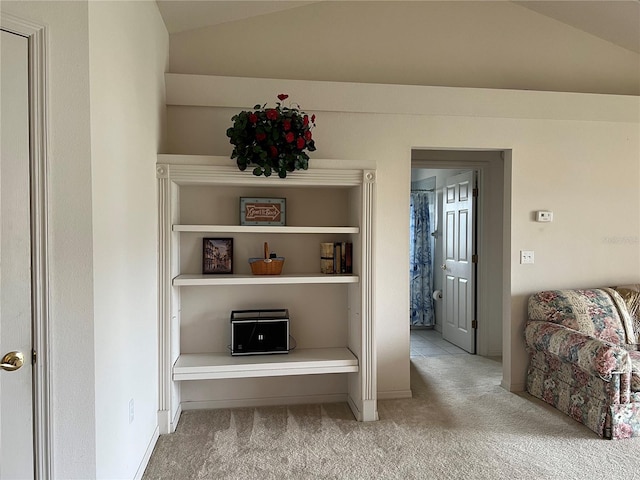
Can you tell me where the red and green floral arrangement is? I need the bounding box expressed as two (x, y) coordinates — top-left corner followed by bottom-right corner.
(226, 94), (316, 178)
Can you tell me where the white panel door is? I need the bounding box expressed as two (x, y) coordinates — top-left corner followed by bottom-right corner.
(442, 171), (476, 353)
(0, 29), (35, 479)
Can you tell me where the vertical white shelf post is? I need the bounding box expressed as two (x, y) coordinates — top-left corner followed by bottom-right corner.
(156, 164), (173, 433)
(359, 170), (377, 421)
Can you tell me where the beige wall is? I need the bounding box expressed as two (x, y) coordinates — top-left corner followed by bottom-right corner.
(168, 1), (640, 96)
(164, 75), (640, 396)
(165, 2), (640, 397)
(89, 1), (168, 478)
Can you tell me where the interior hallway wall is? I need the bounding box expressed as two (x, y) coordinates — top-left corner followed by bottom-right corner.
(88, 1), (168, 478)
(164, 2), (639, 394)
(164, 75), (640, 395)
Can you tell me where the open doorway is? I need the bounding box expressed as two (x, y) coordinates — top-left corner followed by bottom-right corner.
(410, 149), (506, 363)
(410, 167), (478, 357)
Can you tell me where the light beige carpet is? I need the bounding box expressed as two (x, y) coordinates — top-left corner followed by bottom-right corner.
(143, 355), (640, 479)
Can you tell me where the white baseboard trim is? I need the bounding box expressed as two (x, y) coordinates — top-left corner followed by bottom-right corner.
(181, 393), (348, 411)
(157, 409), (171, 435)
(346, 395), (360, 420)
(171, 404), (182, 433)
(346, 396), (379, 421)
(158, 410), (171, 435)
(158, 405), (184, 434)
(501, 380), (525, 393)
(134, 426), (159, 480)
(377, 389), (412, 400)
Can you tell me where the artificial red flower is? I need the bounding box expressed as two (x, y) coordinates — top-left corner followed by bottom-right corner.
(266, 109), (278, 120)
(226, 94), (317, 178)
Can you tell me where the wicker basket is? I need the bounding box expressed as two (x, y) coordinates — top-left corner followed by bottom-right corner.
(249, 242), (285, 275)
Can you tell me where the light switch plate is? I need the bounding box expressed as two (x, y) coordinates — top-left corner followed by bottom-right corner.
(536, 211), (553, 222)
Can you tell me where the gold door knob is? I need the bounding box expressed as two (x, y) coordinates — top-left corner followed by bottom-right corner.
(0, 351), (24, 372)
(441, 264), (447, 271)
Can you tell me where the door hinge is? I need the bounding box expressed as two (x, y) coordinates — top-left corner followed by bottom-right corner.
(473, 188), (478, 197)
(32, 349), (37, 365)
(472, 320), (478, 329)
(472, 254), (478, 264)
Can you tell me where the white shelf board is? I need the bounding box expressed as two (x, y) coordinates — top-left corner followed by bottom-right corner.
(173, 347), (359, 380)
(173, 225), (360, 234)
(173, 273), (359, 286)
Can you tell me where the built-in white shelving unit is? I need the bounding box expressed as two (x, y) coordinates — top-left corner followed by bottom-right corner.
(156, 156), (377, 434)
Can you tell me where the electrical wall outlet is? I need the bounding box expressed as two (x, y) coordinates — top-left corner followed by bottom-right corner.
(129, 398), (134, 424)
(520, 250), (535, 264)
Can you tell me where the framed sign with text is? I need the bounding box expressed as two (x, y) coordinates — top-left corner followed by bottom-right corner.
(240, 197), (286, 226)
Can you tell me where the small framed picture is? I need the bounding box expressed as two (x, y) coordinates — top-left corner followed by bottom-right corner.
(240, 197), (286, 226)
(203, 238), (233, 274)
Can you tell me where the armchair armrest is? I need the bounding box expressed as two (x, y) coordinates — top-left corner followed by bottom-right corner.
(525, 320), (631, 379)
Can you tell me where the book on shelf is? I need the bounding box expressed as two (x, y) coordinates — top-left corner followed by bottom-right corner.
(320, 242), (334, 274)
(345, 242), (352, 274)
(334, 242), (342, 274)
(320, 242), (353, 274)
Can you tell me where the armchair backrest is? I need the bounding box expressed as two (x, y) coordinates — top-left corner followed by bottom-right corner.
(528, 288), (636, 346)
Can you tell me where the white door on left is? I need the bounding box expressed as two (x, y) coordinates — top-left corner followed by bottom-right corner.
(0, 29), (34, 479)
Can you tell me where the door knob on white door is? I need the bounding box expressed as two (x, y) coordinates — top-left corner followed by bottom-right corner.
(441, 264), (447, 271)
(0, 351), (24, 371)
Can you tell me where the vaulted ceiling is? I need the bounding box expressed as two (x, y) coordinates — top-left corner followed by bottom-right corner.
(156, 0), (640, 54)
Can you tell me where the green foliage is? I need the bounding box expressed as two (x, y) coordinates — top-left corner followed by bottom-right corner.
(226, 94), (317, 178)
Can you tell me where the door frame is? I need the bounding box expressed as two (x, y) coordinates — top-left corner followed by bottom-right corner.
(411, 149), (510, 365)
(1, 13), (52, 480)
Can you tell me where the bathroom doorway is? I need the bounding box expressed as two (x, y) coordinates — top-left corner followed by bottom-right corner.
(410, 167), (477, 355)
(410, 149), (506, 361)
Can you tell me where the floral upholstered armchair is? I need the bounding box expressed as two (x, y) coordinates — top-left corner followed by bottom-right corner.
(525, 286), (640, 439)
